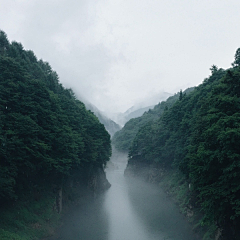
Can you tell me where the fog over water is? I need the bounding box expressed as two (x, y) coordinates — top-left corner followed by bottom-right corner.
(50, 149), (199, 240)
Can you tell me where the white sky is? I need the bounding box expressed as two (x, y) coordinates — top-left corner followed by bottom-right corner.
(1, 0), (240, 113)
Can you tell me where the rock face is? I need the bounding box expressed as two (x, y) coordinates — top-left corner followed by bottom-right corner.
(124, 157), (225, 240)
(124, 157), (165, 184)
(56, 187), (63, 213)
(88, 167), (111, 194)
(54, 166), (110, 214)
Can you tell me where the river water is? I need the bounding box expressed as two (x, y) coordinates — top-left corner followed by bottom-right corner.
(51, 150), (199, 240)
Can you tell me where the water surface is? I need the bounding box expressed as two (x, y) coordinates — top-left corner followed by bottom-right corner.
(51, 149), (199, 240)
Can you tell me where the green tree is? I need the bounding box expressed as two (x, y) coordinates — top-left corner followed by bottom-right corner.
(0, 31), (111, 204)
(0, 30), (9, 56)
(232, 48), (240, 67)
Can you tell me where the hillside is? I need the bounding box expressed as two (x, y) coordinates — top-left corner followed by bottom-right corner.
(126, 53), (240, 239)
(112, 87), (194, 152)
(0, 30), (111, 239)
(84, 101), (121, 137)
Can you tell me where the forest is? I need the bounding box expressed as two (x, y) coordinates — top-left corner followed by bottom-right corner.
(1, 27), (240, 239)
(114, 50), (240, 239)
(0, 30), (111, 239)
(112, 87), (194, 151)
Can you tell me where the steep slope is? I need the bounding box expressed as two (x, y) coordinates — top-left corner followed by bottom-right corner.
(110, 91), (172, 126)
(84, 101), (121, 137)
(127, 54), (240, 239)
(112, 87), (194, 152)
(123, 105), (155, 122)
(0, 30), (111, 239)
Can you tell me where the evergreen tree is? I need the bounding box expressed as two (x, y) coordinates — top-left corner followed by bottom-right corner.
(232, 48), (240, 67)
(0, 30), (111, 203)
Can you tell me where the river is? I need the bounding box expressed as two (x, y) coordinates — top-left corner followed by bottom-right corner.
(51, 149), (199, 240)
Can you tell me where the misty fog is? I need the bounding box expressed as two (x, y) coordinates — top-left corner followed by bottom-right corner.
(49, 149), (199, 240)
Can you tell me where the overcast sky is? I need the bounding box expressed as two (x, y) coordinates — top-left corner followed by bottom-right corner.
(1, 0), (240, 113)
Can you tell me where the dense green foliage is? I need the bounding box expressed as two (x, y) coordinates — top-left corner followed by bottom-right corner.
(127, 56), (240, 238)
(0, 30), (111, 236)
(0, 192), (60, 240)
(112, 87), (194, 151)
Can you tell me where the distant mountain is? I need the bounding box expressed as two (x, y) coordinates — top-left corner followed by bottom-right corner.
(83, 101), (121, 137)
(112, 87), (194, 151)
(123, 105), (155, 123)
(109, 91), (172, 126)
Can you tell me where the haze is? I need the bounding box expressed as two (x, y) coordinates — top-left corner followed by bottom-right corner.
(1, 0), (240, 114)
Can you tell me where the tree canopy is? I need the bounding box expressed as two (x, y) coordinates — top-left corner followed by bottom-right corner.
(0, 30), (111, 202)
(112, 87), (194, 152)
(124, 49), (240, 238)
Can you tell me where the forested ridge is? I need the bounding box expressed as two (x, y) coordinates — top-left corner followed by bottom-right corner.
(0, 30), (111, 239)
(120, 50), (240, 239)
(112, 87), (194, 152)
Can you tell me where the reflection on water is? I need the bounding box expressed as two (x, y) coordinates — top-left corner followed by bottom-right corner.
(51, 149), (199, 240)
(104, 151), (157, 240)
(105, 150), (198, 240)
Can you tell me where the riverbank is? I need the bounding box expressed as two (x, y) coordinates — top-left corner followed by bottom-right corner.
(0, 167), (110, 240)
(124, 160), (219, 240)
(0, 191), (60, 240)
(42, 149), (200, 240)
